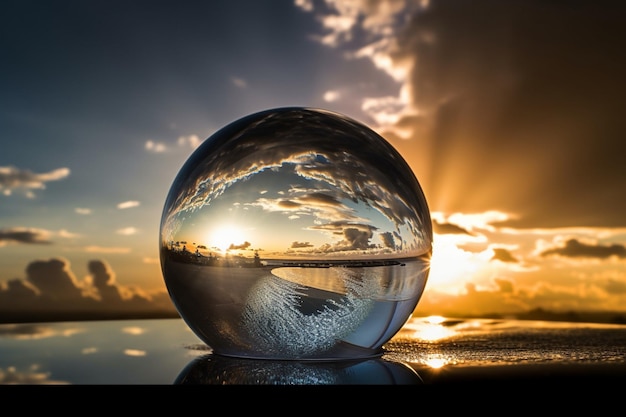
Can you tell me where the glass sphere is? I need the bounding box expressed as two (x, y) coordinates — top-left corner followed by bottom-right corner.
(160, 107), (432, 361)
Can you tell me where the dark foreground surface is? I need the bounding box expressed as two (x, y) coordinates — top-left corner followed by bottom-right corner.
(1, 316), (625, 386)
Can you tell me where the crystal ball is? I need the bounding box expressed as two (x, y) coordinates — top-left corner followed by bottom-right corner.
(160, 107), (432, 360)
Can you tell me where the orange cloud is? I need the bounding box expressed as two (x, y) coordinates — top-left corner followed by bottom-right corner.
(0, 258), (177, 323)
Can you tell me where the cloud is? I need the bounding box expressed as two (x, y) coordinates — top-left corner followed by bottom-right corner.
(361, 95), (408, 126)
(540, 239), (626, 260)
(393, 0), (626, 228)
(0, 227), (52, 245)
(122, 326), (146, 335)
(57, 229), (80, 239)
(494, 278), (514, 293)
(603, 279), (626, 296)
(0, 365), (68, 385)
(116, 200), (140, 209)
(146, 135), (203, 154)
(0, 258), (176, 322)
(0, 227), (78, 247)
(87, 260), (125, 303)
(26, 258), (85, 301)
(123, 349), (146, 357)
(491, 247), (518, 263)
(0, 166), (70, 197)
(378, 231), (396, 249)
(75, 208), (92, 215)
(0, 323), (63, 340)
(142, 257), (159, 264)
(145, 140), (167, 153)
(116, 227), (138, 236)
(294, 0), (313, 13)
(228, 241), (251, 251)
(301, 0), (626, 229)
(249, 191), (371, 237)
(434, 211), (511, 234)
(230, 77), (247, 88)
(323, 90), (340, 102)
(83, 246), (132, 254)
(177, 134), (202, 149)
(309, 222), (379, 252)
(302, 0), (414, 49)
(415, 269), (626, 319)
(433, 220), (472, 236)
(290, 241), (314, 249)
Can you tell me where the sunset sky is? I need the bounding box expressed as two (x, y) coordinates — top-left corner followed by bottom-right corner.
(1, 0), (625, 320)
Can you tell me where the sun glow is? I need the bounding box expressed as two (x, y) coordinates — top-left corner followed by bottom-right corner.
(424, 357), (448, 369)
(208, 225), (248, 253)
(427, 235), (492, 293)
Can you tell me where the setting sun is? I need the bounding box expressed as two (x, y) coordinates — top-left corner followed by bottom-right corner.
(427, 235), (489, 293)
(208, 225), (248, 252)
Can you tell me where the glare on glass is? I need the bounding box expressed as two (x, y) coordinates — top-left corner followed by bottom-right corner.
(160, 107), (432, 360)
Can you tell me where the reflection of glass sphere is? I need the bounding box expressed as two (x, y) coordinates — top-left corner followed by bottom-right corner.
(175, 354), (423, 385)
(160, 107), (432, 360)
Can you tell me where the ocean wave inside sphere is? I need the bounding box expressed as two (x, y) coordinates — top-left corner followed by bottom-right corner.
(160, 107), (432, 360)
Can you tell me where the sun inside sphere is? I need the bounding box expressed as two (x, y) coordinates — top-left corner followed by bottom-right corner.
(160, 107), (432, 360)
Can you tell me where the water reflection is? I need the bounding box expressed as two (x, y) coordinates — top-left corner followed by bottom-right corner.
(2, 317), (624, 384)
(175, 354), (423, 385)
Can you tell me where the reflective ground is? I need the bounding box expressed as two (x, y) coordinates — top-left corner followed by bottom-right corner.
(1, 316), (625, 385)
